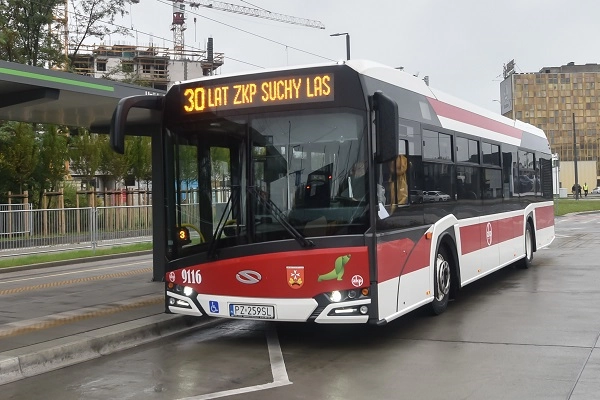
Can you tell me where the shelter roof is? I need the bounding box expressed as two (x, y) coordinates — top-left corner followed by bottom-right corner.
(0, 60), (164, 134)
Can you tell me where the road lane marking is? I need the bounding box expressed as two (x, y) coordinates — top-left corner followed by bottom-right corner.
(0, 261), (150, 285)
(0, 294), (163, 339)
(177, 325), (292, 400)
(567, 328), (600, 398)
(0, 268), (152, 296)
(267, 324), (290, 383)
(181, 381), (292, 400)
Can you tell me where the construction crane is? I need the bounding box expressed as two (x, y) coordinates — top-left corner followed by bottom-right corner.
(171, 0), (325, 58)
(189, 1), (325, 29)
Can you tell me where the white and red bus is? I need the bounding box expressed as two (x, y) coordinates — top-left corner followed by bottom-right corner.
(110, 60), (554, 324)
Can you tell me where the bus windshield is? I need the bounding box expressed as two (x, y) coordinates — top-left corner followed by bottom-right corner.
(168, 109), (369, 257)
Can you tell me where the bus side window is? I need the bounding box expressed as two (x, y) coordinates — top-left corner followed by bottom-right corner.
(386, 140), (409, 212)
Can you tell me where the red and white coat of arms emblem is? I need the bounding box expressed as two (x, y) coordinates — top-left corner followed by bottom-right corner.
(286, 266), (304, 289)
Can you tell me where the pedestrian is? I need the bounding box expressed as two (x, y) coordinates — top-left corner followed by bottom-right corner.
(583, 182), (589, 197)
(572, 183), (576, 196)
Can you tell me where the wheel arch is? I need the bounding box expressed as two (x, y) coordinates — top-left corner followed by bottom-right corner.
(516, 212), (536, 269)
(526, 211), (537, 253)
(435, 228), (461, 299)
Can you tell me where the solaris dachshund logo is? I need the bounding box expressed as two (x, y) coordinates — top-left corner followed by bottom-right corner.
(317, 254), (351, 281)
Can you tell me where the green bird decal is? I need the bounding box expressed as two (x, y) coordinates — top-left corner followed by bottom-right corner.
(318, 254), (351, 281)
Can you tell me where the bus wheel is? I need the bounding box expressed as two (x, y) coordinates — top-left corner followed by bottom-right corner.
(517, 222), (534, 269)
(431, 246), (451, 315)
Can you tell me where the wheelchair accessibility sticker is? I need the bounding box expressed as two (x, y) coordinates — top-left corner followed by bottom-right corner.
(209, 301), (219, 314)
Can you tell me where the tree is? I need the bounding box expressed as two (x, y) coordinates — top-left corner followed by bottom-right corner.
(98, 135), (129, 190)
(0, 6), (19, 63)
(68, 0), (134, 58)
(211, 147), (230, 187)
(68, 129), (102, 190)
(0, 122), (38, 193)
(0, 144), (8, 202)
(178, 145), (198, 192)
(32, 125), (69, 207)
(126, 136), (152, 189)
(0, 0), (63, 67)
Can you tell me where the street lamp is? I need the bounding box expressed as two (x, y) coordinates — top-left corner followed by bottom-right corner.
(330, 32), (350, 60)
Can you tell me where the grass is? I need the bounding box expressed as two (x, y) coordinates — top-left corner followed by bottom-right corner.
(554, 198), (600, 216)
(0, 242), (153, 269)
(1, 200), (598, 269)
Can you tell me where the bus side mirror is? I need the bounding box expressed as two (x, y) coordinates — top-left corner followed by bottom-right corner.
(110, 95), (164, 154)
(372, 91), (399, 163)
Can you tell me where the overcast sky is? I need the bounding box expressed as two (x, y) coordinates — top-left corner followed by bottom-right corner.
(110, 0), (598, 114)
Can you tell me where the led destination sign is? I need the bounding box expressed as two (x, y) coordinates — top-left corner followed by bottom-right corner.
(182, 74), (334, 113)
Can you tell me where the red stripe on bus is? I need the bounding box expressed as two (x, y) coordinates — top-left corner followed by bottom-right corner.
(166, 247), (370, 298)
(428, 98), (523, 139)
(460, 215), (524, 255)
(460, 224), (480, 254)
(402, 236), (432, 275)
(535, 205), (555, 229)
(377, 238), (413, 282)
(376, 236), (431, 282)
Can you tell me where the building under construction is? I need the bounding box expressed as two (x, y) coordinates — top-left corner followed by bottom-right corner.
(69, 41), (224, 91)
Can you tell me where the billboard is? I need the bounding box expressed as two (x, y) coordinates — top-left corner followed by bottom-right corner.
(500, 76), (513, 115)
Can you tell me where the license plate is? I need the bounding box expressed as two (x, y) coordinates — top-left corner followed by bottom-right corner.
(229, 304), (275, 319)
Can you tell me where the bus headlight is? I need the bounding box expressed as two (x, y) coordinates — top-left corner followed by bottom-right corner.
(329, 290), (342, 302)
(323, 288), (369, 305)
(183, 286), (194, 296)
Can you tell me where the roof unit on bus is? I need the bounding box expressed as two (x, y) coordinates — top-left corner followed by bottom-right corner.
(345, 59), (435, 98)
(345, 59), (545, 141)
(176, 60), (341, 85)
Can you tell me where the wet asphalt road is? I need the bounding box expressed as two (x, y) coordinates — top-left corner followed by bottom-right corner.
(3, 212), (600, 400)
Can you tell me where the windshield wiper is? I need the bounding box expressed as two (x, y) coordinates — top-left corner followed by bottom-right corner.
(207, 186), (239, 260)
(247, 186), (314, 248)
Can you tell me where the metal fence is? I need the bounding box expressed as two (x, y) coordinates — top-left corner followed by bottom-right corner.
(0, 203), (33, 212)
(0, 203), (33, 237)
(0, 205), (152, 258)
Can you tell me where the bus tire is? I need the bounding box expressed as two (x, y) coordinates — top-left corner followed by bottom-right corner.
(516, 222), (534, 269)
(431, 245), (452, 315)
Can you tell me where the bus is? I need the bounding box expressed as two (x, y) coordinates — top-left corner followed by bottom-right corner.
(110, 60), (555, 324)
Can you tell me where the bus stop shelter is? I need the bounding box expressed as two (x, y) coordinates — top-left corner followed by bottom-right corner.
(0, 60), (163, 132)
(0, 60), (166, 280)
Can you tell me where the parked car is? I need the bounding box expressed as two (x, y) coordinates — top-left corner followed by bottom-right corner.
(424, 190), (451, 202)
(410, 190), (424, 203)
(592, 187), (600, 194)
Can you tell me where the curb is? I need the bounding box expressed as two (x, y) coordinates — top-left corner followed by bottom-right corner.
(559, 210), (600, 217)
(0, 250), (153, 274)
(0, 314), (221, 385)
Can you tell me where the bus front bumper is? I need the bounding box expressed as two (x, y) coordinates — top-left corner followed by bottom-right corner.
(166, 290), (371, 323)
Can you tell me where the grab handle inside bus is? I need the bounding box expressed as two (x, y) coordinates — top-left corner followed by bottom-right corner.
(110, 95), (164, 154)
(371, 91), (399, 162)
